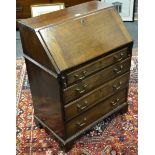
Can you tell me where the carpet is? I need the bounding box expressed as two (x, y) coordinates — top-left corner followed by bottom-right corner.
(16, 55), (138, 155)
(16, 58), (26, 105)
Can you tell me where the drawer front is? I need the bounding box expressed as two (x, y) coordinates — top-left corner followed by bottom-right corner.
(62, 47), (130, 87)
(63, 57), (131, 104)
(65, 72), (130, 121)
(66, 89), (128, 137)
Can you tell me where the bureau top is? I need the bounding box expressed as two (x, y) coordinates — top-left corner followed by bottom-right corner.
(19, 1), (112, 30)
(19, 1), (133, 72)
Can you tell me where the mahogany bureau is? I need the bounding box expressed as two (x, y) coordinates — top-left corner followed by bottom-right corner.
(18, 1), (133, 151)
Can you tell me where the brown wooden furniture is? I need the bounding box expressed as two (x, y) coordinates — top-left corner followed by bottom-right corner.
(18, 1), (133, 151)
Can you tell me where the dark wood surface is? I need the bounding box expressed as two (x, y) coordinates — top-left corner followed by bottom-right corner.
(63, 47), (130, 86)
(18, 1), (111, 29)
(65, 72), (130, 121)
(25, 58), (66, 139)
(66, 89), (128, 137)
(65, 0), (94, 7)
(63, 57), (131, 104)
(18, 1), (133, 151)
(16, 0), (94, 29)
(39, 8), (132, 71)
(19, 25), (57, 72)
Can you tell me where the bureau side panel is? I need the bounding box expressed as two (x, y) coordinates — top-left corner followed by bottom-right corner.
(18, 23), (57, 73)
(25, 59), (65, 139)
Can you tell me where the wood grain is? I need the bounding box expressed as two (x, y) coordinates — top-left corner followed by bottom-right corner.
(63, 57), (131, 104)
(65, 72), (130, 121)
(18, 1), (133, 151)
(39, 8), (132, 71)
(66, 89), (128, 137)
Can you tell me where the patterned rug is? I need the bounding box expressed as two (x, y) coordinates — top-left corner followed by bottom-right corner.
(16, 55), (138, 155)
(16, 58), (26, 105)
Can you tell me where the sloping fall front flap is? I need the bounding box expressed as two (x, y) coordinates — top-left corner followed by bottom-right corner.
(39, 7), (132, 72)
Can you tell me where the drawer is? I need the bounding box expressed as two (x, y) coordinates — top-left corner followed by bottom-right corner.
(65, 72), (130, 121)
(62, 47), (130, 87)
(63, 57), (131, 104)
(66, 89), (128, 137)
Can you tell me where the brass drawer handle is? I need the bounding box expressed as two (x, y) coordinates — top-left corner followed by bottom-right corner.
(113, 52), (124, 62)
(74, 71), (86, 80)
(62, 76), (67, 87)
(111, 98), (120, 106)
(77, 100), (88, 111)
(113, 81), (122, 91)
(76, 84), (88, 94)
(113, 65), (123, 74)
(76, 117), (87, 127)
(16, 7), (23, 12)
